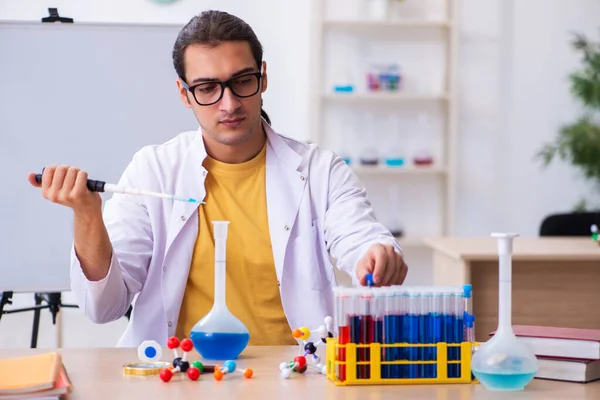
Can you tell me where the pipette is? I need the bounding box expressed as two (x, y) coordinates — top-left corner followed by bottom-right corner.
(34, 173), (203, 204)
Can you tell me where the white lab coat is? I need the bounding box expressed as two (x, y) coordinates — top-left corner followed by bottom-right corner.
(70, 121), (402, 347)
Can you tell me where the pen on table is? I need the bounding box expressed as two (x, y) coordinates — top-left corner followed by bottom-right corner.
(34, 173), (204, 204)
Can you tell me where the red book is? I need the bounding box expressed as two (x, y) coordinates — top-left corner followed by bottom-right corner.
(491, 325), (600, 360)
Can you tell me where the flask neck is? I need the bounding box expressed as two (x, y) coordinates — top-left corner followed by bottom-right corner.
(497, 254), (512, 333)
(214, 239), (227, 309)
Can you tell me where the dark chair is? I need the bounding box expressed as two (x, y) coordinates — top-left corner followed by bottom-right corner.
(125, 305), (132, 320)
(539, 212), (600, 236)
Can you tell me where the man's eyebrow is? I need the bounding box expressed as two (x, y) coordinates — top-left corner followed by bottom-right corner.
(190, 67), (257, 84)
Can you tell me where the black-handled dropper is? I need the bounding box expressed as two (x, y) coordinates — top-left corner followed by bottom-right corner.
(35, 172), (106, 192)
(34, 169), (202, 203)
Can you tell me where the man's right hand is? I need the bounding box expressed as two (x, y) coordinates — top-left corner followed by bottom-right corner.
(29, 165), (112, 282)
(28, 165), (102, 217)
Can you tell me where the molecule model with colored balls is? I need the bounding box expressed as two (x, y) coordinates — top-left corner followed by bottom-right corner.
(280, 316), (332, 379)
(213, 360), (254, 381)
(159, 336), (202, 382)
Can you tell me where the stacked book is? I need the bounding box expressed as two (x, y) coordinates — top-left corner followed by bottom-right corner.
(509, 325), (600, 383)
(0, 352), (73, 399)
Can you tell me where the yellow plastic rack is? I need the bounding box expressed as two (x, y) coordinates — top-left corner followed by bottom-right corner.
(325, 338), (478, 386)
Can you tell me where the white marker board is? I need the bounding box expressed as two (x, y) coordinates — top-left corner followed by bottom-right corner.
(0, 21), (198, 292)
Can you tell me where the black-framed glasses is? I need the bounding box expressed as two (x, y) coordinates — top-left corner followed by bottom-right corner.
(181, 69), (263, 106)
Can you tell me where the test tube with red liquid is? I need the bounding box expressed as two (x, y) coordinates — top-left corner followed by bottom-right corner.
(334, 287), (350, 382)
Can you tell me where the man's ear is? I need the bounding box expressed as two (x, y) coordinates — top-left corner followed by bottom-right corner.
(176, 79), (192, 109)
(261, 61), (268, 93)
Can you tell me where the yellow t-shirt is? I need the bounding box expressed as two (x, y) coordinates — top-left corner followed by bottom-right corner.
(176, 142), (296, 345)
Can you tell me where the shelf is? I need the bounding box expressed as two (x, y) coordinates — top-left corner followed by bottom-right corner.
(351, 165), (447, 175)
(323, 19), (451, 30)
(323, 92), (448, 104)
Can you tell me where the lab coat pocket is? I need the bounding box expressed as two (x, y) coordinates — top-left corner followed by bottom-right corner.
(289, 220), (329, 292)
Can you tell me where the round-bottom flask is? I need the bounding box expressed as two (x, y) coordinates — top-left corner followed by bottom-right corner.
(190, 221), (250, 360)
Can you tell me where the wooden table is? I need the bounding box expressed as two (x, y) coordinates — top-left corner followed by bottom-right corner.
(1, 346), (599, 399)
(423, 237), (600, 342)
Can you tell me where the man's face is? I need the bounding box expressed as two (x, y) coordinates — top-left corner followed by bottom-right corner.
(177, 41), (267, 147)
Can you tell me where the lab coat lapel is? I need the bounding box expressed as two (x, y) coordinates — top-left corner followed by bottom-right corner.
(165, 134), (207, 252)
(265, 126), (306, 282)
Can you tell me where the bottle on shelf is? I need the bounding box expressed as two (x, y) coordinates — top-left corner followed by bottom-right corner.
(366, 63), (402, 92)
(412, 113), (434, 167)
(384, 114), (405, 167)
(360, 112), (380, 165)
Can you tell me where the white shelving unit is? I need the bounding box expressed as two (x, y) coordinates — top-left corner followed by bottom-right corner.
(310, 0), (459, 246)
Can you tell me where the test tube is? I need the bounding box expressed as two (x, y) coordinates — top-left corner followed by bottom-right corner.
(348, 288), (361, 379)
(396, 285), (407, 378)
(463, 284), (475, 343)
(442, 287), (455, 378)
(453, 287), (465, 378)
(431, 287), (443, 379)
(422, 288), (434, 378)
(358, 288), (372, 379)
(334, 287), (349, 382)
(372, 288), (385, 378)
(382, 287), (394, 379)
(406, 288), (419, 379)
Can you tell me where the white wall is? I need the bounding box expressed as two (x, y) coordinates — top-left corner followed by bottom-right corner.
(457, 0), (600, 236)
(0, 0), (311, 142)
(1, 0), (598, 348)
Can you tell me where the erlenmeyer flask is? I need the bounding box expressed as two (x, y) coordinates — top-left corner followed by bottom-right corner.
(190, 221), (250, 360)
(471, 233), (538, 391)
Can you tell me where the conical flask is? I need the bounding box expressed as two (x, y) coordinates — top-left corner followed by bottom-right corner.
(471, 233), (538, 391)
(190, 221), (250, 360)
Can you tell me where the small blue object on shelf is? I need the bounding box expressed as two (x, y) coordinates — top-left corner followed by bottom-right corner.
(385, 158), (405, 167)
(333, 85), (354, 93)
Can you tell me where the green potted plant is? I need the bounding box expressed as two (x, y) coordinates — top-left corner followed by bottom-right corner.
(537, 31), (600, 211)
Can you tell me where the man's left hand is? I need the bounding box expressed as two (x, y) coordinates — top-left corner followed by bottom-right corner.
(355, 243), (408, 286)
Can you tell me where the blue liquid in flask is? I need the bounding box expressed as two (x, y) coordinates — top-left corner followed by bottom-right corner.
(472, 371), (536, 391)
(190, 332), (250, 360)
(190, 221), (250, 360)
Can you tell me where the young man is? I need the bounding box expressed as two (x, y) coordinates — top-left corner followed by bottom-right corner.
(28, 10), (407, 347)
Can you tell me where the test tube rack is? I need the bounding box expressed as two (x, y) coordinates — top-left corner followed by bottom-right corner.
(326, 285), (478, 386)
(325, 339), (478, 385)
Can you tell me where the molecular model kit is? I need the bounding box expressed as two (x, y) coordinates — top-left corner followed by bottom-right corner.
(278, 317), (333, 379)
(123, 336), (253, 383)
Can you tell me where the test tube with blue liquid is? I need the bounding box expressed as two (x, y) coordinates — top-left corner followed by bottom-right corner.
(453, 287), (465, 378)
(422, 288), (434, 378)
(405, 288), (419, 378)
(397, 286), (408, 378)
(442, 287), (455, 377)
(431, 288), (443, 378)
(463, 284), (475, 343)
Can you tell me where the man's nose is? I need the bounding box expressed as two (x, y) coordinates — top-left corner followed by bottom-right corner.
(219, 87), (241, 113)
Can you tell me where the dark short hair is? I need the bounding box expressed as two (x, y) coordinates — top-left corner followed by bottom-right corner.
(172, 10), (271, 125)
